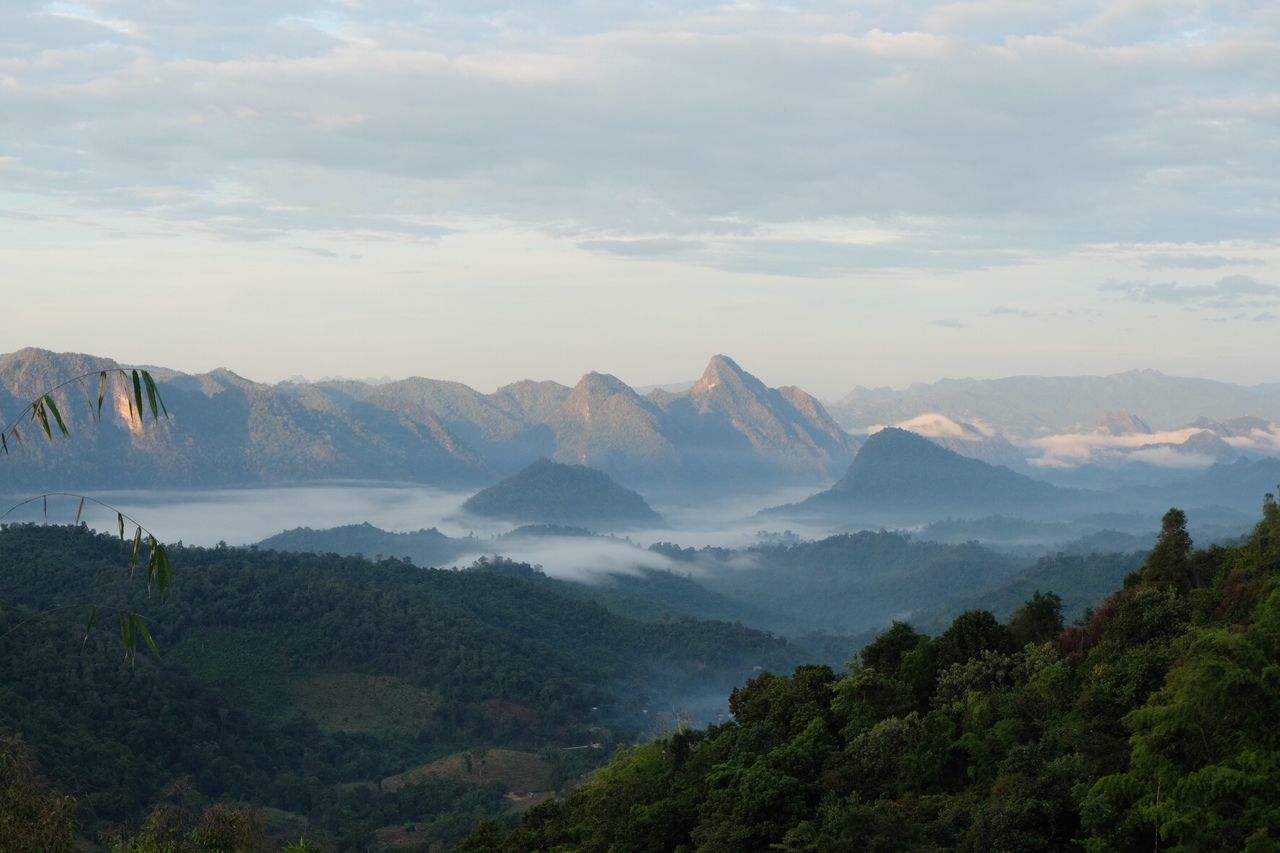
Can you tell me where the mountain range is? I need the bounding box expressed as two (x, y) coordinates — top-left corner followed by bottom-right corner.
(831, 369), (1280, 438)
(5, 348), (1280, 498)
(0, 349), (855, 493)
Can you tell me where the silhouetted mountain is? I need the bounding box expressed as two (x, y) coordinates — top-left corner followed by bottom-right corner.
(885, 413), (1029, 472)
(769, 428), (1087, 521)
(460, 458), (664, 530)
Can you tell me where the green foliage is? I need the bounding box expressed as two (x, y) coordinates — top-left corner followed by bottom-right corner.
(1143, 507), (1196, 590)
(1007, 591), (1064, 647)
(0, 523), (801, 847)
(0, 737), (76, 853)
(473, 497), (1280, 851)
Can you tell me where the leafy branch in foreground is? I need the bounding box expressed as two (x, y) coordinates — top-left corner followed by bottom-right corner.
(1, 367), (171, 660)
(1, 367), (167, 453)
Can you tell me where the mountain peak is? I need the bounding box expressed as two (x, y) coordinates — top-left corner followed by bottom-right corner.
(770, 426), (1070, 520)
(460, 458), (663, 530)
(1094, 410), (1153, 436)
(692, 354), (761, 395)
(572, 371), (635, 398)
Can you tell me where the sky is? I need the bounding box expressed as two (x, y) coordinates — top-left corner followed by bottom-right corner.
(2, 0), (1278, 398)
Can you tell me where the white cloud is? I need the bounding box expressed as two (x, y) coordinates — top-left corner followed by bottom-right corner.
(3, 0), (1278, 273)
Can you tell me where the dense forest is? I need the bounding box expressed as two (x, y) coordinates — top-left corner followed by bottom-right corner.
(652, 532), (1142, 636)
(466, 497), (1280, 851)
(0, 526), (798, 849)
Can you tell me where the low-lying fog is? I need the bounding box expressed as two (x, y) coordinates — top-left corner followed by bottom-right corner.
(0, 483), (837, 582)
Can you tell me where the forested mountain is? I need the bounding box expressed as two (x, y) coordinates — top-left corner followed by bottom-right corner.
(460, 459), (664, 530)
(254, 518), (1148, 643)
(0, 525), (800, 849)
(257, 523), (476, 568)
(0, 348), (853, 492)
(470, 498), (1280, 851)
(654, 530), (1029, 636)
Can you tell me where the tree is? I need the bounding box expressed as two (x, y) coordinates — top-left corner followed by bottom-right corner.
(0, 737), (75, 853)
(1008, 591), (1064, 646)
(1143, 508), (1194, 591)
(858, 620), (924, 676)
(935, 609), (1015, 669)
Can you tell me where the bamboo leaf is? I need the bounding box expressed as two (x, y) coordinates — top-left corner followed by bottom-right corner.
(32, 398), (52, 440)
(118, 512), (125, 542)
(82, 606), (98, 651)
(11, 425), (21, 447)
(44, 395), (69, 437)
(132, 370), (144, 423)
(1, 432), (7, 454)
(121, 371), (135, 422)
(75, 496), (85, 526)
(130, 527), (143, 577)
(133, 614), (160, 658)
(155, 542), (171, 592)
(120, 610), (136, 661)
(42, 495), (47, 521)
(97, 371), (108, 419)
(141, 370), (166, 419)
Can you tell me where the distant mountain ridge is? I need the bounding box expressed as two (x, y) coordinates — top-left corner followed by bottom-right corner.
(0, 348), (855, 492)
(831, 370), (1280, 438)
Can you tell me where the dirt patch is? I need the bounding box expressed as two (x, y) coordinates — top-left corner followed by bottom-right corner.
(505, 790), (556, 813)
(381, 748), (555, 794)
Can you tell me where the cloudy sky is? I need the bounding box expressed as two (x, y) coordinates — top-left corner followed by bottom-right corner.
(2, 1), (1278, 396)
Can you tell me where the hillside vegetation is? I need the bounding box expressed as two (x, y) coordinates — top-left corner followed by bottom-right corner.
(469, 496), (1280, 851)
(0, 525), (798, 848)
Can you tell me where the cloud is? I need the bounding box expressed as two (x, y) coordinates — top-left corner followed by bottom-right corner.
(451, 535), (677, 584)
(576, 238), (707, 258)
(1100, 275), (1280, 309)
(1141, 253), (1264, 270)
(989, 305), (1039, 318)
(872, 413), (988, 441)
(1028, 420), (1280, 469)
(934, 319), (966, 329)
(2, 1), (1278, 274)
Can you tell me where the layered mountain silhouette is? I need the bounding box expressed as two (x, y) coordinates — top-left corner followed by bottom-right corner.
(0, 348), (855, 492)
(884, 413), (1029, 472)
(832, 370), (1280, 438)
(768, 428), (1089, 521)
(460, 458), (664, 530)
